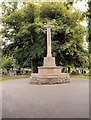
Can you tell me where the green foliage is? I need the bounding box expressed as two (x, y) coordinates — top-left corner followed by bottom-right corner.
(1, 2), (89, 72)
(88, 2), (91, 56)
(1, 75), (30, 81)
(39, 2), (87, 67)
(1, 1), (18, 16)
(2, 56), (17, 71)
(87, 1), (91, 67)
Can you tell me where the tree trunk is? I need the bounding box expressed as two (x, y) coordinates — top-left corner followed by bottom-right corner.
(68, 66), (71, 73)
(31, 59), (38, 73)
(56, 53), (60, 66)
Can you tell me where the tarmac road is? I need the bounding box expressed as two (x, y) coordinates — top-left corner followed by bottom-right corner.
(2, 78), (89, 118)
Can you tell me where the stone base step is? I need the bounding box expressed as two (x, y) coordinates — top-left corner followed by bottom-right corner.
(30, 73), (70, 84)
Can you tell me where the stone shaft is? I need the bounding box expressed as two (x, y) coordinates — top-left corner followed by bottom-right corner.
(47, 25), (52, 57)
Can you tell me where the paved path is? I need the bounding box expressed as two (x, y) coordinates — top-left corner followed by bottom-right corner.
(2, 78), (89, 118)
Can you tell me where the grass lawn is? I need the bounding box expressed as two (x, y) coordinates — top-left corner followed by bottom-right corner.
(1, 74), (91, 81)
(70, 74), (91, 79)
(1, 75), (30, 81)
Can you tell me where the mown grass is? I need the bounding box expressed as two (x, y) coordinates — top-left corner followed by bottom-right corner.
(70, 74), (91, 79)
(0, 74), (91, 81)
(1, 75), (30, 81)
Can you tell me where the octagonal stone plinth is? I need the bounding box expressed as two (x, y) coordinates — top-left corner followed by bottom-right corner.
(30, 57), (70, 84)
(38, 66), (61, 75)
(30, 73), (70, 84)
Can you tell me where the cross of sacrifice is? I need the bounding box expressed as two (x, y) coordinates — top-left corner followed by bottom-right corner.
(44, 22), (54, 57)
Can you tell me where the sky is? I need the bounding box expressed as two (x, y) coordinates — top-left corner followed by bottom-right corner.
(74, 0), (88, 12)
(74, 0), (88, 27)
(0, 0), (88, 9)
(0, 0), (88, 12)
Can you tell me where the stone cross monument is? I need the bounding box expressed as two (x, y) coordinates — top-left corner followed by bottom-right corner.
(30, 22), (70, 84)
(43, 22), (55, 67)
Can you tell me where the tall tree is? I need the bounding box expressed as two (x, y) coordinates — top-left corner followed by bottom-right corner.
(40, 2), (88, 67)
(87, 1), (91, 51)
(1, 2), (89, 72)
(87, 1), (91, 74)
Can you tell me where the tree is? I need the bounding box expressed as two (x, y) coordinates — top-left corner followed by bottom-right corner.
(87, 2), (91, 55)
(85, 1), (91, 76)
(40, 2), (88, 68)
(2, 55), (17, 71)
(87, 1), (91, 74)
(1, 2), (89, 72)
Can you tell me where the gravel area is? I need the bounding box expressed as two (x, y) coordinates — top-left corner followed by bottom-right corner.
(2, 78), (89, 118)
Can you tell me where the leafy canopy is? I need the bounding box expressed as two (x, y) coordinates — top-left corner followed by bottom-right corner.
(1, 2), (89, 71)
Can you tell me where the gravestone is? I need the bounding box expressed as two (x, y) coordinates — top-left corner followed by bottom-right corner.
(30, 22), (70, 84)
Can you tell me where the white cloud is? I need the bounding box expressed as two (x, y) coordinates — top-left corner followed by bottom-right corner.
(74, 0), (88, 12)
(81, 21), (88, 27)
(0, 0), (4, 3)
